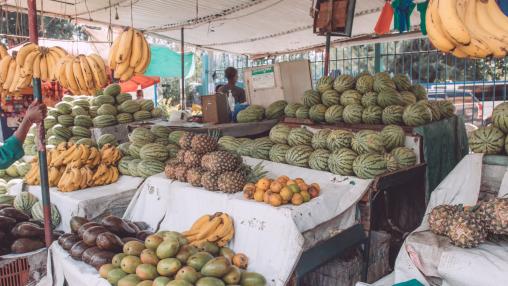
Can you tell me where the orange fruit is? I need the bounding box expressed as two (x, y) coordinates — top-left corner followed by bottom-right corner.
(310, 183), (321, 192)
(270, 181), (283, 193)
(276, 175), (290, 183)
(294, 178), (305, 185)
(253, 190), (264, 202)
(297, 182), (308, 192)
(269, 193), (283, 207)
(300, 190), (311, 202)
(280, 187), (293, 203)
(286, 179), (296, 186)
(287, 184), (301, 193)
(255, 178), (271, 190)
(308, 186), (320, 198)
(291, 193), (304, 205)
(243, 183), (256, 192)
(263, 191), (273, 204)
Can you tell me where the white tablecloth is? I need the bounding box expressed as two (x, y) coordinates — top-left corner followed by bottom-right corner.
(26, 175), (145, 232)
(394, 154), (508, 285)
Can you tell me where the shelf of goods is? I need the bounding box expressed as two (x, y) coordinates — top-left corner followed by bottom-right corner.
(393, 154), (508, 286)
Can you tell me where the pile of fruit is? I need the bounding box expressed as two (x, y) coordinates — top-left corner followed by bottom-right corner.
(25, 142), (122, 192)
(426, 0), (508, 59)
(182, 213), (235, 247)
(284, 72), (454, 127)
(243, 176), (320, 207)
(235, 100), (289, 123)
(165, 131), (266, 193)
(428, 198), (508, 248)
(55, 54), (109, 95)
(58, 215), (151, 270)
(117, 126), (174, 178)
(0, 192), (62, 255)
(0, 160), (32, 180)
(108, 28), (151, 81)
(219, 123), (418, 179)
(469, 103), (508, 155)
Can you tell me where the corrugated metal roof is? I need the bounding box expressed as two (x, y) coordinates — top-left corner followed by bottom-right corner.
(3, 0), (422, 55)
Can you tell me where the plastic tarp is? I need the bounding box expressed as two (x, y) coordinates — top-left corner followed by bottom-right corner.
(144, 44), (195, 78)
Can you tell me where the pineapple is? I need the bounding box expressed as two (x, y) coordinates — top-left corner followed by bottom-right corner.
(186, 168), (204, 187)
(176, 149), (186, 163)
(428, 204), (459, 236)
(165, 161), (181, 180)
(175, 165), (189, 182)
(179, 132), (194, 150)
(478, 198), (508, 235)
(201, 151), (241, 173)
(183, 150), (202, 168)
(218, 171), (246, 193)
(201, 171), (220, 192)
(191, 131), (219, 154)
(447, 208), (487, 248)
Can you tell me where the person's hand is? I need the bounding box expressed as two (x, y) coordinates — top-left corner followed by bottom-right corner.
(25, 99), (46, 124)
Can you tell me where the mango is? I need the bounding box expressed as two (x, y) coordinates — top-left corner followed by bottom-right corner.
(123, 241), (146, 256)
(157, 258), (182, 276)
(120, 255), (141, 274)
(175, 266), (201, 284)
(241, 272), (267, 286)
(195, 277), (226, 286)
(99, 264), (117, 279)
(144, 234), (163, 250)
(195, 241), (219, 256)
(200, 256), (231, 278)
(152, 276), (171, 286)
(117, 274), (141, 286)
(187, 252), (214, 272)
(156, 237), (180, 259)
(222, 266), (241, 284)
(136, 281), (152, 286)
(176, 244), (198, 263)
(219, 247), (235, 261)
(135, 264), (158, 280)
(112, 253), (128, 267)
(107, 268), (127, 286)
(167, 279), (193, 286)
(140, 249), (159, 265)
(157, 231), (188, 246)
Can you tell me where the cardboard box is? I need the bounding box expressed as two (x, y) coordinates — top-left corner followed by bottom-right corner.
(91, 123), (130, 144)
(202, 94), (230, 124)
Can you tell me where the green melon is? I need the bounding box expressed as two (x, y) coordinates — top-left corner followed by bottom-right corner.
(71, 126), (91, 138)
(382, 106), (405, 125)
(351, 130), (384, 154)
(128, 159), (142, 176)
(57, 114), (74, 127)
(393, 74), (412, 91)
(312, 129), (331, 149)
(167, 144), (180, 158)
(95, 94), (115, 106)
(151, 125), (170, 139)
(285, 145), (314, 167)
(328, 148), (358, 176)
(237, 139), (255, 157)
(325, 105), (344, 124)
(269, 144), (290, 163)
(44, 116), (57, 129)
(133, 110), (152, 121)
(117, 113), (134, 124)
(380, 125), (405, 151)
(76, 138), (94, 146)
(74, 115), (93, 128)
(343, 104), (364, 124)
(118, 157), (132, 175)
(47, 135), (66, 145)
(284, 103), (303, 118)
(169, 131), (185, 145)
(384, 153), (400, 172)
(391, 147), (417, 168)
(251, 138), (274, 160)
(469, 126), (505, 155)
(139, 99), (155, 111)
(151, 107), (163, 118)
(116, 93), (132, 104)
(71, 106), (88, 117)
(411, 84), (428, 101)
(321, 90), (340, 107)
(103, 83), (121, 97)
(55, 102), (72, 115)
(218, 136), (240, 152)
(402, 104), (432, 127)
(98, 134), (117, 148)
(309, 104), (327, 123)
(31, 201), (61, 228)
(269, 124), (291, 144)
(140, 143), (170, 162)
(237, 108), (263, 123)
(353, 154), (387, 179)
(356, 75), (374, 94)
(52, 124), (72, 140)
(265, 100), (288, 119)
(303, 90), (321, 107)
(62, 95), (74, 102)
(327, 130), (354, 151)
(317, 76), (334, 93)
(295, 106), (310, 119)
(97, 104), (118, 116)
(129, 144), (143, 159)
(362, 106), (383, 125)
(13, 192), (38, 214)
(16, 162), (31, 177)
(88, 106), (98, 117)
(437, 100), (455, 118)
(309, 149), (330, 171)
(118, 100), (141, 113)
(333, 74), (355, 93)
(361, 92), (378, 107)
(377, 89), (402, 108)
(118, 142), (131, 155)
(492, 103), (508, 133)
(130, 127), (155, 145)
(400, 91), (417, 106)
(427, 101), (442, 121)
(373, 73), (396, 92)
(340, 90), (362, 106)
(73, 99), (90, 109)
(93, 115), (118, 128)
(287, 128), (313, 146)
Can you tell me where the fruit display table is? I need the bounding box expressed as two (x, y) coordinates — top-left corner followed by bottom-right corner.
(393, 154), (508, 286)
(25, 175), (145, 233)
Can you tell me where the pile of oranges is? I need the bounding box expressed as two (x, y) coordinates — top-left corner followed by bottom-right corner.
(243, 176), (320, 207)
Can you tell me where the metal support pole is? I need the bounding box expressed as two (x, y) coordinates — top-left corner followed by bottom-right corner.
(324, 33), (331, 76)
(374, 43), (382, 73)
(181, 27), (185, 110)
(27, 0), (52, 247)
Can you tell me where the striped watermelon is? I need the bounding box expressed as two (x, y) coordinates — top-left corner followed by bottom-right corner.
(469, 126), (505, 155)
(48, 135), (66, 145)
(317, 76), (334, 93)
(71, 126), (92, 138)
(269, 124), (291, 144)
(89, 106), (98, 117)
(48, 108), (62, 118)
(343, 104), (364, 124)
(393, 74), (412, 91)
(284, 103), (303, 118)
(74, 115), (93, 128)
(116, 93), (132, 104)
(93, 115), (118, 127)
(303, 90), (321, 107)
(426, 101), (442, 121)
(55, 102), (72, 115)
(351, 130), (384, 154)
(384, 153), (400, 172)
(321, 90), (340, 107)
(130, 127), (155, 145)
(400, 91), (417, 106)
(285, 145), (314, 167)
(95, 94), (115, 106)
(151, 125), (171, 138)
(139, 99), (155, 111)
(237, 139), (255, 157)
(265, 100), (288, 119)
(129, 144), (143, 158)
(133, 110), (152, 121)
(117, 113), (134, 124)
(312, 129), (331, 149)
(437, 100), (455, 118)
(154, 136), (169, 146)
(71, 106), (88, 117)
(128, 159), (142, 176)
(44, 116), (57, 130)
(118, 157), (132, 175)
(411, 84), (428, 101)
(353, 154), (387, 179)
(377, 89), (402, 108)
(13, 192), (38, 214)
(356, 74), (374, 94)
(137, 160), (165, 177)
(269, 144), (290, 163)
(380, 125), (405, 151)
(251, 137), (274, 160)
(328, 148), (358, 176)
(118, 100), (141, 113)
(296, 106), (310, 119)
(340, 90), (362, 106)
(373, 73), (396, 92)
(309, 104), (327, 122)
(169, 131), (185, 145)
(97, 104), (118, 116)
(361, 92), (378, 107)
(327, 130), (354, 151)
(325, 105), (344, 124)
(382, 106), (405, 125)
(118, 142), (131, 155)
(402, 104), (432, 126)
(391, 147), (417, 168)
(333, 75), (355, 93)
(57, 115), (74, 127)
(492, 103), (508, 133)
(52, 124), (72, 140)
(31, 201), (61, 228)
(76, 138), (94, 146)
(103, 83), (121, 97)
(287, 128), (313, 146)
(167, 144), (180, 158)
(309, 149), (330, 171)
(140, 143), (170, 161)
(362, 106), (383, 125)
(218, 136), (241, 152)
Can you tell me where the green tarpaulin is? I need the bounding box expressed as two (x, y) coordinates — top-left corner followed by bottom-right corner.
(145, 44), (195, 78)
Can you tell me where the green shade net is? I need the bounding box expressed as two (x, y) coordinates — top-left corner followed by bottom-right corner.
(144, 44), (195, 78)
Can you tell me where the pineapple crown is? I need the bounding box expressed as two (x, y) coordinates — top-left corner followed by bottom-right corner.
(207, 129), (222, 141)
(237, 162), (267, 183)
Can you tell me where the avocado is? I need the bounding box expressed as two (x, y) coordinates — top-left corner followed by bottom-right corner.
(200, 256), (232, 278)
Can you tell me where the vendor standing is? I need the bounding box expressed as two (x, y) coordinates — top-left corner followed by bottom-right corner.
(0, 100), (46, 168)
(218, 67), (246, 104)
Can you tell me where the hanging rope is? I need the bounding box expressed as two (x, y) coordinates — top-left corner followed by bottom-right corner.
(130, 0), (133, 27)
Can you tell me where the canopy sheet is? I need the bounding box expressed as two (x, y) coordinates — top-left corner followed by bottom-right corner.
(393, 154), (508, 286)
(145, 45), (195, 78)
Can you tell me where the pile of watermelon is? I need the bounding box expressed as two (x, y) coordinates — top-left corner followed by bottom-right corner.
(285, 72), (455, 127)
(219, 123), (418, 179)
(469, 103), (508, 155)
(236, 100), (288, 123)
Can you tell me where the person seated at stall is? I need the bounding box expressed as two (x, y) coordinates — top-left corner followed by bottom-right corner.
(0, 99), (46, 168)
(218, 67), (246, 104)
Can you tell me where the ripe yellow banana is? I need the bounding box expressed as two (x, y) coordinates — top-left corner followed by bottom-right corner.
(135, 35), (150, 74)
(89, 54), (109, 86)
(196, 216), (223, 240)
(16, 43), (39, 67)
(49, 46), (68, 58)
(78, 55), (95, 89)
(0, 56), (12, 83)
(45, 51), (57, 80)
(476, 0), (508, 44)
(9, 63), (21, 92)
(116, 28), (134, 64)
(55, 57), (68, 87)
(0, 45), (8, 59)
(485, 0), (508, 30)
(426, 0), (456, 52)
(73, 58), (87, 92)
(114, 54), (131, 79)
(437, 0), (471, 46)
(217, 229), (235, 247)
(108, 37), (121, 69)
(3, 60), (15, 90)
(453, 0), (491, 58)
(21, 49), (40, 77)
(188, 215), (211, 233)
(129, 31), (143, 68)
(85, 55), (105, 88)
(32, 53), (41, 79)
(120, 67), (134, 81)
(40, 55), (48, 82)
(206, 213), (234, 242)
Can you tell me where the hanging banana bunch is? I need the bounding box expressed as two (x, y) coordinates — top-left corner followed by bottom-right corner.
(426, 0), (508, 59)
(0, 44), (8, 60)
(55, 53), (109, 95)
(108, 27), (151, 81)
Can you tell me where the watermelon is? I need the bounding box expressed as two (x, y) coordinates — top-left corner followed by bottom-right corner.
(333, 75), (355, 93)
(151, 125), (171, 139)
(97, 104), (118, 116)
(373, 73), (396, 92)
(167, 144), (180, 158)
(44, 116), (57, 129)
(76, 138), (94, 146)
(97, 134), (117, 148)
(265, 100), (288, 119)
(317, 76), (334, 93)
(151, 107), (163, 118)
(285, 145), (314, 167)
(169, 131), (185, 145)
(469, 126), (505, 155)
(55, 102), (72, 114)
(309, 104), (327, 122)
(103, 83), (122, 97)
(411, 84), (428, 101)
(343, 104), (364, 124)
(361, 92), (378, 107)
(128, 159), (142, 176)
(133, 110), (152, 121)
(130, 127), (155, 145)
(139, 99), (155, 111)
(237, 139), (255, 157)
(269, 124), (291, 144)
(327, 130), (354, 151)
(437, 100), (455, 118)
(57, 114), (74, 127)
(117, 113), (134, 124)
(218, 136), (240, 152)
(71, 126), (92, 138)
(71, 106), (88, 116)
(269, 144), (290, 163)
(400, 91), (417, 106)
(309, 149), (330, 171)
(356, 74), (374, 94)
(47, 108), (62, 118)
(0, 194), (14, 205)
(118, 157), (132, 175)
(492, 103), (508, 133)
(284, 103), (303, 118)
(427, 101), (442, 121)
(382, 106), (405, 125)
(118, 100), (141, 113)
(353, 154), (387, 179)
(384, 153), (400, 172)
(140, 143), (170, 162)
(89, 106), (98, 117)
(237, 107), (264, 123)
(393, 74), (412, 91)
(93, 115), (118, 128)
(48, 135), (66, 145)
(312, 129), (331, 149)
(391, 147), (417, 168)
(377, 89), (402, 108)
(351, 130), (384, 154)
(116, 93), (133, 104)
(402, 104), (432, 126)
(362, 106), (383, 125)
(325, 105), (344, 124)
(62, 95), (74, 102)
(380, 125), (405, 151)
(296, 106), (310, 119)
(340, 90), (362, 106)
(95, 95), (115, 106)
(13, 192), (38, 214)
(74, 115), (93, 128)
(328, 148), (358, 176)
(52, 124), (72, 140)
(287, 128), (313, 147)
(321, 90), (340, 107)
(154, 137), (170, 146)
(137, 160), (165, 177)
(303, 90), (321, 107)
(251, 138), (274, 160)
(31, 201), (61, 228)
